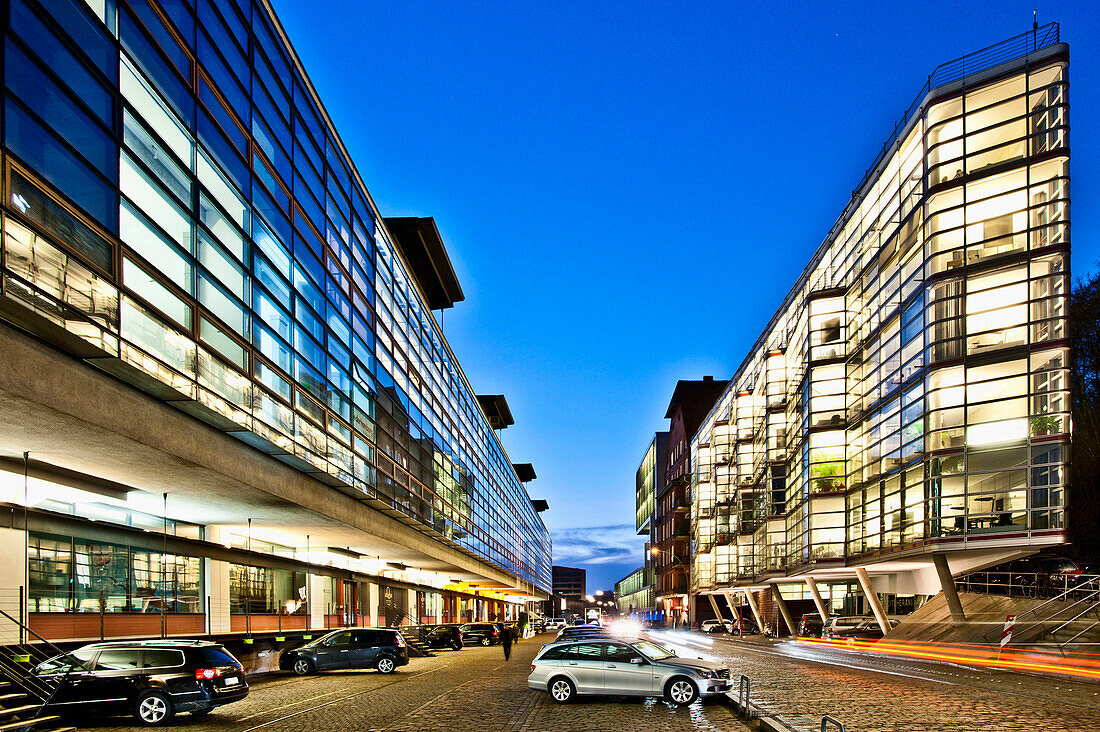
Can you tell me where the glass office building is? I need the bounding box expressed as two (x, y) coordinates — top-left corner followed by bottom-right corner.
(0, 0), (551, 604)
(689, 27), (1069, 607)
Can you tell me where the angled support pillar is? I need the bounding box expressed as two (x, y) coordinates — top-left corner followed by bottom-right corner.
(932, 553), (966, 627)
(706, 593), (726, 623)
(805, 577), (829, 623)
(741, 588), (766, 636)
(855, 567), (890, 636)
(770, 585), (797, 638)
(722, 590), (742, 624)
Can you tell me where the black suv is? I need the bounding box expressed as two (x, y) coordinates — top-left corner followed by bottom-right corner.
(421, 624), (464, 650)
(280, 628), (410, 674)
(32, 639), (247, 726)
(459, 622), (502, 646)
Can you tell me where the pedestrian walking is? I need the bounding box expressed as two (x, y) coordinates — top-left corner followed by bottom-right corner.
(502, 623), (513, 660)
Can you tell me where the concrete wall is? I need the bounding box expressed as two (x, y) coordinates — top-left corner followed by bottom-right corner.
(0, 527), (25, 644)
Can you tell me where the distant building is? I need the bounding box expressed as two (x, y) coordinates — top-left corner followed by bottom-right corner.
(615, 567), (654, 619)
(552, 565), (586, 601)
(655, 377), (728, 625)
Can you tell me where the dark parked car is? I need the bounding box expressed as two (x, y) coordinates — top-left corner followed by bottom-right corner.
(798, 613), (824, 637)
(554, 625), (610, 642)
(31, 639), (247, 726)
(422, 624), (464, 650)
(280, 628), (409, 675)
(460, 622), (503, 646)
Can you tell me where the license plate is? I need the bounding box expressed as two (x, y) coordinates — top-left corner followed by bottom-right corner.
(224, 676), (239, 686)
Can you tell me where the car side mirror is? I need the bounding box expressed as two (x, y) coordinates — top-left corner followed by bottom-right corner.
(630, 657), (644, 665)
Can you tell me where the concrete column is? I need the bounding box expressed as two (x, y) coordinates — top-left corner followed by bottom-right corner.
(805, 577), (829, 622)
(932, 553), (966, 626)
(205, 558), (231, 634)
(308, 575), (324, 629)
(0, 527), (26, 644)
(366, 583), (379, 627)
(770, 585), (797, 637)
(721, 590), (742, 624)
(855, 568), (890, 636)
(741, 589), (766, 636)
(706, 593), (725, 623)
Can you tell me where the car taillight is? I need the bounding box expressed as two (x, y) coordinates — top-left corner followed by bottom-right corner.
(195, 668), (222, 680)
(530, 665), (536, 673)
(491, 630), (498, 636)
(394, 635), (406, 647)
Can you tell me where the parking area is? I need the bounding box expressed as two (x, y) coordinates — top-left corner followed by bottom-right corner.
(76, 633), (747, 732)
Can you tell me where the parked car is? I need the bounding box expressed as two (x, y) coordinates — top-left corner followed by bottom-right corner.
(798, 613), (824, 637)
(422, 624), (464, 650)
(729, 617), (759, 635)
(460, 622), (503, 646)
(279, 628), (409, 675)
(821, 616), (873, 640)
(31, 639), (247, 726)
(544, 617), (567, 631)
(700, 619), (731, 634)
(831, 619), (900, 642)
(555, 625), (611, 642)
(529, 637), (732, 705)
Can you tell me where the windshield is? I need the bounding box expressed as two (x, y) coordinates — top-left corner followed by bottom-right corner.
(632, 640), (676, 661)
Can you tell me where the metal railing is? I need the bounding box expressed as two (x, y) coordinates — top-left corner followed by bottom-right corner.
(0, 604), (73, 711)
(737, 673), (754, 719)
(821, 715), (847, 732)
(960, 572), (1100, 600)
(851, 22), (1060, 199)
(978, 575), (1100, 645)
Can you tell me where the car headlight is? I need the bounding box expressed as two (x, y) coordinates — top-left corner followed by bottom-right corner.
(696, 669), (715, 679)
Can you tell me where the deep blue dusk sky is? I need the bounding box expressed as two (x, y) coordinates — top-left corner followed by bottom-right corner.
(270, 1), (1100, 593)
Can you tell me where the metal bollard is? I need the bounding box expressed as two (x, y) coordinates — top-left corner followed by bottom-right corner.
(738, 674), (751, 718)
(821, 714), (846, 732)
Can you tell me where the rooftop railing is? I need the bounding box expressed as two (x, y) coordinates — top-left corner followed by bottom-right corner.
(852, 22), (1061, 200)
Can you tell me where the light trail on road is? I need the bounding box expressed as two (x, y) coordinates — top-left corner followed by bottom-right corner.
(797, 636), (1100, 680)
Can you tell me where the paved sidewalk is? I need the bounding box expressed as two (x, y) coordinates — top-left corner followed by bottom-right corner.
(84, 634), (747, 732)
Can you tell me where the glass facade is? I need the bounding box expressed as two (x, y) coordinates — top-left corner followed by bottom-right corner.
(0, 0), (550, 594)
(689, 29), (1069, 594)
(28, 532), (203, 613)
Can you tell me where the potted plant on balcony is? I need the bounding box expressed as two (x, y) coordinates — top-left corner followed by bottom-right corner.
(1030, 414), (1060, 436)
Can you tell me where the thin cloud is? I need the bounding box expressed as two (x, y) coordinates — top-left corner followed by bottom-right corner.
(551, 523), (647, 566)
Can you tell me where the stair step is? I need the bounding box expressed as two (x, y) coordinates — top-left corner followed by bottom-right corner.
(0, 704), (42, 718)
(0, 693), (28, 703)
(0, 715), (60, 731)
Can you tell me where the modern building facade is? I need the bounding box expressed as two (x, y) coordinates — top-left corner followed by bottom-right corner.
(614, 566), (655, 620)
(632, 432), (666, 618)
(552, 565), (586, 602)
(655, 377), (727, 625)
(688, 26), (1069, 631)
(0, 0), (550, 642)
(636, 432), (667, 538)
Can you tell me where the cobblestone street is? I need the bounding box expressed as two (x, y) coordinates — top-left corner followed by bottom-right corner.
(692, 633), (1100, 732)
(76, 634), (745, 732)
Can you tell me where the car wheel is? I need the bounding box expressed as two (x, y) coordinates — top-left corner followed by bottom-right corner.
(548, 676), (575, 703)
(376, 655), (396, 674)
(480, 637), (491, 646)
(292, 656), (315, 676)
(134, 689), (174, 726)
(665, 677), (698, 706)
(451, 640), (463, 651)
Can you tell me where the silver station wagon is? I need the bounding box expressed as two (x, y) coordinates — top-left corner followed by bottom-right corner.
(528, 638), (732, 705)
